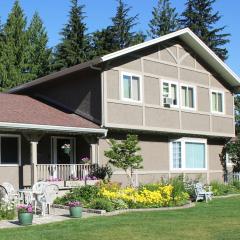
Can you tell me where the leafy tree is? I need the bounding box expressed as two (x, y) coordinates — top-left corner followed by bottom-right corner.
(105, 134), (143, 186)
(91, 0), (145, 57)
(180, 0), (230, 61)
(53, 0), (90, 70)
(148, 0), (179, 38)
(26, 12), (52, 80)
(223, 96), (240, 173)
(0, 0), (29, 90)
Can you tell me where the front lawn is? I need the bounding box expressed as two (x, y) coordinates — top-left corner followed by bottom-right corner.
(0, 197), (239, 240)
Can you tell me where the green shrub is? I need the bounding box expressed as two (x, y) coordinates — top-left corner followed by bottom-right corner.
(89, 198), (114, 212)
(0, 202), (16, 220)
(210, 181), (240, 196)
(54, 185), (100, 206)
(111, 199), (128, 210)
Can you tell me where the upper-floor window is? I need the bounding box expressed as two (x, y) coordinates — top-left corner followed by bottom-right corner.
(181, 85), (196, 110)
(171, 138), (207, 170)
(211, 90), (224, 113)
(162, 80), (178, 107)
(122, 72), (141, 102)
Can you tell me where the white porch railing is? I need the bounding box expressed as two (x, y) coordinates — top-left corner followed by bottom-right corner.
(226, 172), (240, 182)
(36, 164), (96, 182)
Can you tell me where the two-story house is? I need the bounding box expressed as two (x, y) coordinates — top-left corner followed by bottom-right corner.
(1, 28), (239, 188)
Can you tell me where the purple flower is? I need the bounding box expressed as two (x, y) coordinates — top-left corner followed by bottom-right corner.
(67, 201), (81, 208)
(17, 204), (33, 213)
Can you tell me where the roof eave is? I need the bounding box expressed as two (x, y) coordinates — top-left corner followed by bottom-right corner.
(8, 58), (103, 93)
(0, 121), (107, 136)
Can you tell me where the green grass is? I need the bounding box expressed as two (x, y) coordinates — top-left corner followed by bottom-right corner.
(0, 197), (240, 240)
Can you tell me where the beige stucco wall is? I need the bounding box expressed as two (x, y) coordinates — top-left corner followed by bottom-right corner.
(98, 134), (225, 184)
(103, 41), (234, 138)
(0, 167), (19, 189)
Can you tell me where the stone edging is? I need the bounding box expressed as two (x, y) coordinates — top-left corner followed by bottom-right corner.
(213, 193), (240, 199)
(52, 201), (195, 216)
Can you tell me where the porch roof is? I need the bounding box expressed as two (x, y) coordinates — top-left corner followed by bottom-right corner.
(0, 93), (106, 135)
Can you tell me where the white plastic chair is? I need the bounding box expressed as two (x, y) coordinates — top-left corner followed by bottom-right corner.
(32, 181), (48, 215)
(44, 184), (59, 214)
(2, 182), (19, 203)
(0, 185), (8, 203)
(194, 182), (213, 202)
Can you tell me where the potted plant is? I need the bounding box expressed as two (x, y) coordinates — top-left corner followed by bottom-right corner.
(17, 204), (33, 226)
(61, 144), (71, 155)
(67, 201), (82, 218)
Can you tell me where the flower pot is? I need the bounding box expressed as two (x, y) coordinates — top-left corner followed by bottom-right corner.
(69, 206), (82, 218)
(18, 212), (33, 226)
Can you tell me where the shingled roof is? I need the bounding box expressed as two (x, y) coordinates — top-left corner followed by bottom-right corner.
(0, 93), (106, 134)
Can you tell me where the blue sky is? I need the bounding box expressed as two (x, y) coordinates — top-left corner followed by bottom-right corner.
(1, 0), (239, 75)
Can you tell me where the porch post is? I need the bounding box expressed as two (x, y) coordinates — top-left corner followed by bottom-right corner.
(30, 141), (38, 185)
(90, 144), (98, 164)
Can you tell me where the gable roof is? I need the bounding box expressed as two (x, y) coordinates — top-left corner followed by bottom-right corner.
(9, 28), (240, 93)
(0, 93), (106, 135)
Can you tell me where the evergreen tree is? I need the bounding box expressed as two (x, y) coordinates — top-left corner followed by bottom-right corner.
(91, 0), (145, 57)
(180, 0), (230, 61)
(0, 0), (29, 91)
(53, 0), (89, 70)
(26, 12), (52, 80)
(110, 0), (145, 50)
(148, 0), (179, 38)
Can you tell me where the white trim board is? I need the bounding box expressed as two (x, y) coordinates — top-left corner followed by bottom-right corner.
(0, 122), (107, 135)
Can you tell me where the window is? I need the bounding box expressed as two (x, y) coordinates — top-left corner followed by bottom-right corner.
(122, 73), (141, 102)
(211, 91), (224, 113)
(171, 138), (207, 170)
(181, 85), (195, 109)
(162, 80), (178, 107)
(0, 135), (20, 165)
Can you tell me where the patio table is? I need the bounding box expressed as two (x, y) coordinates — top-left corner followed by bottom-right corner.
(18, 189), (33, 205)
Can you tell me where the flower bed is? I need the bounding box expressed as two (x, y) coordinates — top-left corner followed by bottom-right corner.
(54, 180), (190, 212)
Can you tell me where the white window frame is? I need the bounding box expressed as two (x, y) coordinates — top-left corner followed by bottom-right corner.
(121, 72), (142, 103)
(161, 79), (179, 108)
(170, 138), (207, 171)
(210, 90), (225, 114)
(0, 134), (21, 166)
(51, 136), (76, 164)
(180, 84), (197, 111)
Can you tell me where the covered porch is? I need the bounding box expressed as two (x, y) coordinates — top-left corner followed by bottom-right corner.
(0, 93), (107, 189)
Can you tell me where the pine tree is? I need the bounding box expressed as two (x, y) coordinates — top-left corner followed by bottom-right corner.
(111, 0), (145, 50)
(148, 0), (179, 38)
(53, 0), (89, 70)
(0, 0), (29, 91)
(90, 0), (145, 57)
(180, 0), (230, 61)
(26, 12), (52, 80)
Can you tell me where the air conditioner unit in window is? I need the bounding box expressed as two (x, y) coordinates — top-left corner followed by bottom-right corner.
(164, 97), (173, 106)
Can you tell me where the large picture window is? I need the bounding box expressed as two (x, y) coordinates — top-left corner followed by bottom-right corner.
(0, 135), (20, 165)
(122, 72), (141, 102)
(171, 138), (207, 170)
